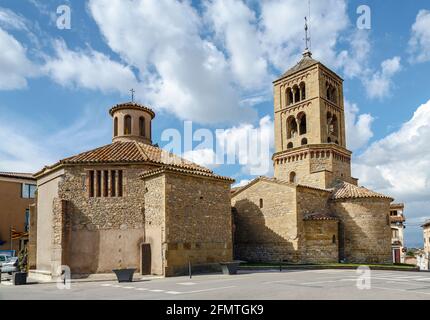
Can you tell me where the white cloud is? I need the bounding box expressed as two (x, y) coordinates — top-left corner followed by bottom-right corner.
(88, 0), (256, 125)
(183, 148), (218, 169)
(344, 101), (374, 151)
(0, 7), (28, 31)
(217, 115), (274, 176)
(233, 179), (251, 188)
(0, 105), (110, 173)
(409, 10), (430, 63)
(43, 40), (138, 94)
(353, 99), (430, 245)
(0, 27), (36, 90)
(363, 56), (402, 99)
(337, 30), (371, 79)
(205, 0), (269, 89)
(259, 0), (349, 72)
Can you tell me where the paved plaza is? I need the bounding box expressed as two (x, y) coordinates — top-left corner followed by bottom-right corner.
(1, 269), (430, 300)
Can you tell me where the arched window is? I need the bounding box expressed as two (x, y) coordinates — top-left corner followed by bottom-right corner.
(259, 198), (263, 209)
(327, 137), (332, 143)
(335, 140), (339, 145)
(327, 112), (339, 137)
(114, 117), (118, 137)
(298, 112), (307, 135)
(287, 116), (298, 139)
(139, 117), (145, 137)
(301, 138), (308, 145)
(286, 88), (293, 106)
(287, 142), (294, 149)
(326, 82), (338, 104)
(124, 115), (132, 135)
(293, 85), (300, 103)
(289, 171), (296, 183)
(300, 82), (306, 100)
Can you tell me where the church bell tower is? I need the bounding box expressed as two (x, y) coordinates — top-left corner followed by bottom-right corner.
(272, 32), (357, 188)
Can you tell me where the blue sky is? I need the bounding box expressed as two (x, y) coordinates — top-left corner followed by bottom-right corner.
(1, 0), (430, 247)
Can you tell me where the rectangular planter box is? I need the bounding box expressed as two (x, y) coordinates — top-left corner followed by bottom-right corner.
(13, 272), (27, 285)
(112, 268), (136, 283)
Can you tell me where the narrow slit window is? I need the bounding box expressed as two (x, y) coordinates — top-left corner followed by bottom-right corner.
(118, 170), (123, 197)
(111, 170), (116, 197)
(88, 170), (95, 197)
(96, 171), (102, 197)
(103, 170), (108, 197)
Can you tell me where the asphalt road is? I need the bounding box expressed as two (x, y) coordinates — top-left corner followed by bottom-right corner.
(1, 269), (430, 300)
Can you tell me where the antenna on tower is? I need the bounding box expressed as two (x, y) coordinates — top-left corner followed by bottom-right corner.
(308, 0), (312, 51)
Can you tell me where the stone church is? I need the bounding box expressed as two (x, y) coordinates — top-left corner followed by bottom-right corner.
(231, 49), (394, 264)
(29, 49), (395, 281)
(29, 102), (234, 279)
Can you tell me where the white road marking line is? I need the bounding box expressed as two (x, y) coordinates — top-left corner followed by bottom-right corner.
(136, 288), (148, 291)
(112, 285), (121, 288)
(166, 291), (182, 295)
(122, 286), (134, 289)
(177, 282), (197, 286)
(149, 289), (164, 292)
(101, 284), (112, 287)
(300, 280), (345, 285)
(372, 286), (430, 295)
(264, 279), (296, 284)
(185, 286), (236, 294)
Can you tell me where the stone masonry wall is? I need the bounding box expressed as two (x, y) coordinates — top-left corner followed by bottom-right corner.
(232, 180), (300, 263)
(163, 173), (233, 276)
(303, 220), (339, 263)
(331, 198), (392, 264)
(56, 165), (155, 274)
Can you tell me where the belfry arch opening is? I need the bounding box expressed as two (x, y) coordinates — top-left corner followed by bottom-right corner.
(287, 116), (298, 139)
(297, 112), (307, 135)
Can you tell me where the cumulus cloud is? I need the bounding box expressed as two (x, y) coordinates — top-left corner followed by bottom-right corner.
(0, 27), (36, 90)
(216, 115), (274, 176)
(353, 99), (430, 244)
(408, 10), (430, 63)
(43, 40), (138, 94)
(259, 0), (349, 72)
(363, 56), (402, 99)
(344, 101), (374, 151)
(205, 0), (269, 89)
(88, 0), (256, 125)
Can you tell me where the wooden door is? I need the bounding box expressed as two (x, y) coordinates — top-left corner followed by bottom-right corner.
(141, 243), (151, 275)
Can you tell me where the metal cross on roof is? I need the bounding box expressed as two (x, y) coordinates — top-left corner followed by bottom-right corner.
(130, 88), (135, 102)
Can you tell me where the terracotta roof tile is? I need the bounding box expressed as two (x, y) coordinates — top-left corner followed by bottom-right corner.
(109, 102), (155, 118)
(331, 181), (393, 201)
(140, 166), (234, 182)
(36, 141), (212, 177)
(0, 172), (35, 180)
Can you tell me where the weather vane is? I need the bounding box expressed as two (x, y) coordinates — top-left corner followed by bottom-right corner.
(130, 88), (135, 102)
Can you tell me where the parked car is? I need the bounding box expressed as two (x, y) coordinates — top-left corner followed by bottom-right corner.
(0, 255), (18, 274)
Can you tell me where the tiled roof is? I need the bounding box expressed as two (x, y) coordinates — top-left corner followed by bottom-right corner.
(331, 181), (393, 201)
(303, 212), (338, 221)
(35, 141), (212, 177)
(390, 203), (405, 209)
(109, 102), (155, 119)
(140, 166), (234, 182)
(0, 172), (35, 180)
(277, 53), (319, 80)
(390, 215), (406, 223)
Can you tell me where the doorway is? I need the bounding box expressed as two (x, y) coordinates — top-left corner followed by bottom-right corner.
(141, 243), (151, 275)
